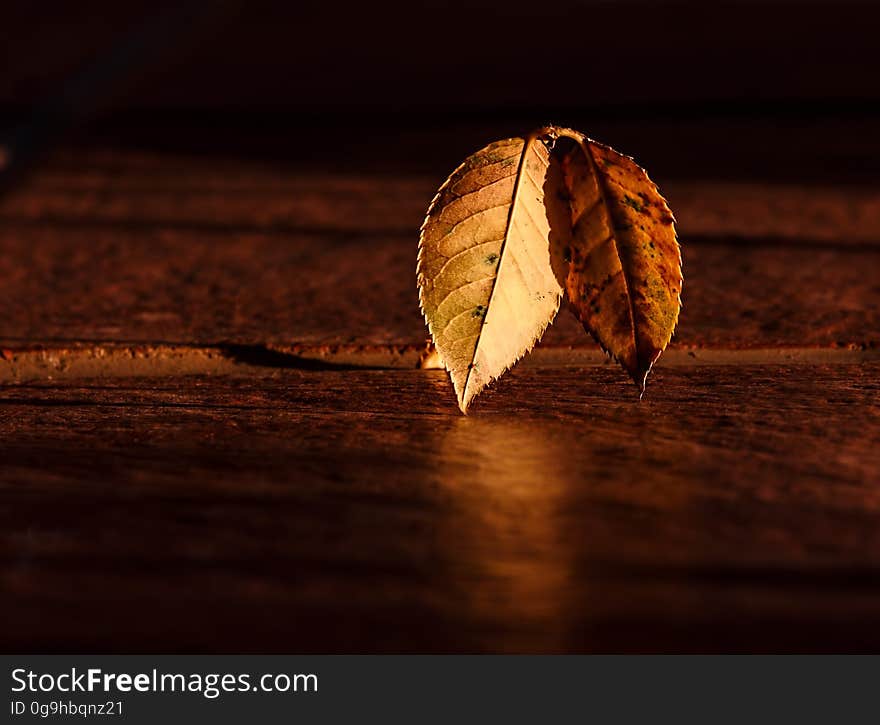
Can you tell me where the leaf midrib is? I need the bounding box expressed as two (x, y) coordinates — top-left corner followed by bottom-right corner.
(579, 136), (645, 389)
(460, 135), (534, 402)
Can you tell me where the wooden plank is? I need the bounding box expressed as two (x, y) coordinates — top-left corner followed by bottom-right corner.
(1, 364), (878, 652)
(5, 151), (880, 244)
(1, 222), (876, 349)
(1, 150), (876, 353)
(2, 342), (878, 384)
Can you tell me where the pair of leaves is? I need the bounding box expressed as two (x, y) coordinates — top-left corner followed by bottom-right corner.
(417, 126), (682, 413)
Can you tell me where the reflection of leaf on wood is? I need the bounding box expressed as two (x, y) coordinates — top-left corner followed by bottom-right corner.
(551, 127), (682, 392)
(418, 134), (563, 413)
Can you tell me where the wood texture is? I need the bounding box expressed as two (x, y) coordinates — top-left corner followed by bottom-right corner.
(0, 151), (877, 350)
(1, 224), (876, 349)
(2, 365), (878, 653)
(6, 151), (880, 242)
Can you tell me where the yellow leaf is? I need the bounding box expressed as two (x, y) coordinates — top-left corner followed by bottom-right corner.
(418, 134), (564, 413)
(551, 127), (682, 392)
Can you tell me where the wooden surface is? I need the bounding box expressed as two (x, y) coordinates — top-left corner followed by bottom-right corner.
(1, 151), (878, 349)
(1, 145), (879, 653)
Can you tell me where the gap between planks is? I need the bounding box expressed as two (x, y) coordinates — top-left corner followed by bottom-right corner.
(0, 342), (876, 382)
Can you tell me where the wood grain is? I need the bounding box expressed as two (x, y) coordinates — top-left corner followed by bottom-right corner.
(1, 151), (877, 352)
(0, 221), (877, 349)
(5, 150), (880, 242)
(1, 365), (878, 653)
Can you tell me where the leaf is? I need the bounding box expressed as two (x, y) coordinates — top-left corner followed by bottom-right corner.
(418, 134), (564, 413)
(551, 127), (682, 392)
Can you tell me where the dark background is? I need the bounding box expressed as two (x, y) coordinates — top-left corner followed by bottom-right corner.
(2, 0), (879, 181)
